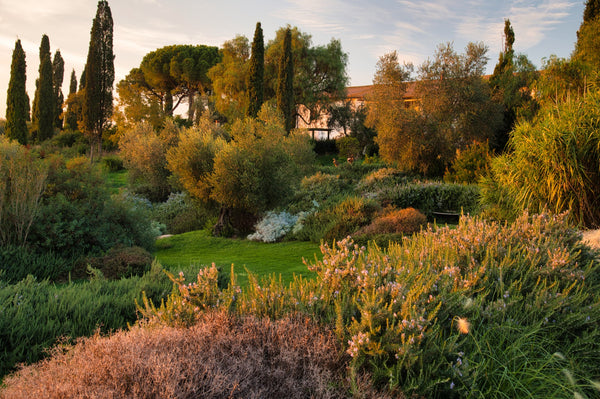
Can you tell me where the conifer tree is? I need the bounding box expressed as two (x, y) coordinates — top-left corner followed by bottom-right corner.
(583, 0), (600, 23)
(64, 70), (79, 130)
(6, 39), (30, 144)
(247, 22), (264, 118)
(52, 50), (65, 129)
(32, 34), (54, 141)
(82, 0), (114, 161)
(276, 28), (294, 133)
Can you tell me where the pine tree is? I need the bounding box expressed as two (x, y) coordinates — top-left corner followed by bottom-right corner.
(82, 0), (114, 161)
(32, 34), (55, 142)
(276, 28), (294, 133)
(64, 69), (79, 130)
(5, 39), (30, 144)
(52, 50), (65, 129)
(247, 22), (264, 118)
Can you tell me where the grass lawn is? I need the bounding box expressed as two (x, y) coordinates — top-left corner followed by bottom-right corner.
(104, 169), (128, 195)
(153, 230), (322, 286)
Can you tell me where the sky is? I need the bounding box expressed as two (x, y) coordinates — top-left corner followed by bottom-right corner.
(0, 0), (586, 117)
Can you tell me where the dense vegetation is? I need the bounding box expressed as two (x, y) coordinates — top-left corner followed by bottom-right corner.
(2, 2), (600, 397)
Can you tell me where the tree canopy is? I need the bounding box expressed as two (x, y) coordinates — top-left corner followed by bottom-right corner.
(276, 28), (294, 132)
(247, 22), (264, 118)
(52, 50), (65, 130)
(32, 34), (54, 142)
(5, 39), (30, 144)
(82, 0), (114, 161)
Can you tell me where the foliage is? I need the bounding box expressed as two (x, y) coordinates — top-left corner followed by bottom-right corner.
(533, 56), (591, 106)
(31, 34), (55, 142)
(443, 141), (491, 184)
(82, 0), (114, 161)
(336, 136), (361, 160)
(101, 154), (124, 172)
(248, 211), (299, 242)
(142, 212), (600, 398)
(276, 27), (295, 132)
(295, 196), (379, 242)
(247, 22), (265, 118)
(489, 19), (538, 151)
(27, 156), (158, 257)
(575, 0), (600, 70)
(0, 245), (71, 283)
(64, 69), (78, 130)
(355, 207), (427, 236)
(52, 50), (64, 130)
(355, 167), (413, 194)
(119, 120), (178, 201)
(152, 191), (213, 235)
(80, 245), (153, 280)
(1, 311), (352, 399)
(480, 90), (600, 228)
(0, 262), (171, 378)
(289, 171), (350, 212)
(207, 35), (251, 122)
(5, 39), (30, 145)
(0, 138), (48, 247)
(377, 181), (480, 218)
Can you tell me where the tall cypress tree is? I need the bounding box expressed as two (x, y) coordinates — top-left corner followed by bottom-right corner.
(52, 50), (65, 129)
(5, 39), (30, 144)
(276, 28), (294, 133)
(247, 22), (264, 118)
(32, 34), (54, 142)
(64, 69), (78, 130)
(583, 0), (600, 23)
(82, 0), (114, 161)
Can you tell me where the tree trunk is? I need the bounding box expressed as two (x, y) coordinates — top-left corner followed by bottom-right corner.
(213, 206), (232, 237)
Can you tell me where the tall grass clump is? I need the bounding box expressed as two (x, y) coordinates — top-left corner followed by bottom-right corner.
(138, 212), (600, 397)
(481, 90), (600, 227)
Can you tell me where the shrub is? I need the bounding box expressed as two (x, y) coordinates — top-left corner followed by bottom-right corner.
(0, 246), (72, 283)
(101, 154), (124, 172)
(248, 211), (299, 242)
(139, 212), (600, 398)
(289, 172), (349, 212)
(355, 167), (412, 194)
(0, 262), (171, 378)
(77, 246), (153, 280)
(311, 138), (337, 155)
(480, 91), (600, 228)
(0, 312), (351, 399)
(336, 136), (361, 159)
(295, 196), (380, 242)
(443, 141), (491, 184)
(379, 181), (480, 217)
(356, 207), (427, 236)
(152, 191), (213, 235)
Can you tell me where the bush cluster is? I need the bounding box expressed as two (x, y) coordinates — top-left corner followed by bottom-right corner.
(152, 192), (214, 235)
(356, 207), (427, 236)
(247, 211), (299, 243)
(0, 262), (171, 378)
(77, 245), (153, 280)
(134, 212), (600, 397)
(378, 181), (480, 217)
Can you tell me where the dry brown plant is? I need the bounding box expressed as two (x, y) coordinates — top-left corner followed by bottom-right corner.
(1, 312), (356, 399)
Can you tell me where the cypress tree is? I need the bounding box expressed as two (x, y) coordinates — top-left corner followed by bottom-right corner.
(247, 22), (264, 118)
(5, 39), (30, 144)
(64, 69), (78, 130)
(32, 34), (54, 141)
(52, 50), (65, 129)
(583, 0), (600, 23)
(276, 28), (294, 133)
(82, 0), (114, 161)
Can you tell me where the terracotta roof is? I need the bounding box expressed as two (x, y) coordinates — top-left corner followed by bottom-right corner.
(346, 82), (417, 101)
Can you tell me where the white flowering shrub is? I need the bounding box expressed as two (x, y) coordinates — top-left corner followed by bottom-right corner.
(247, 211), (299, 243)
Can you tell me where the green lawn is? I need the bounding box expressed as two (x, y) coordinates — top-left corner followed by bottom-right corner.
(104, 169), (128, 195)
(153, 230), (322, 286)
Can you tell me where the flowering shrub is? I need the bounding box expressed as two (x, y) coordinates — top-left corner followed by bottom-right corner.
(138, 212), (600, 397)
(248, 211), (299, 242)
(356, 207), (427, 236)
